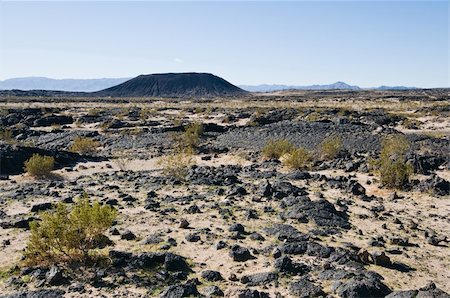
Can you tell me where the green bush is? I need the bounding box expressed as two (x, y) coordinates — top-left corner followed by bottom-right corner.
(69, 137), (100, 155)
(24, 154), (55, 178)
(281, 147), (312, 170)
(262, 139), (295, 159)
(24, 195), (116, 266)
(319, 135), (342, 160)
(379, 135), (413, 189)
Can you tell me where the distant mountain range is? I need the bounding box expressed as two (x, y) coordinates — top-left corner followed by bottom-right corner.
(0, 76), (417, 93)
(239, 82), (416, 92)
(0, 77), (130, 92)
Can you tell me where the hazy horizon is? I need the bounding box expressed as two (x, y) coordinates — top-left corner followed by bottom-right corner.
(0, 1), (448, 88)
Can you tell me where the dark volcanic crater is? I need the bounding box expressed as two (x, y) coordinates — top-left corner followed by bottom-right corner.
(94, 72), (247, 98)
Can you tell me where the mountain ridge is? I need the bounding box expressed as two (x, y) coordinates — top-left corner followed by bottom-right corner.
(0, 76), (418, 93)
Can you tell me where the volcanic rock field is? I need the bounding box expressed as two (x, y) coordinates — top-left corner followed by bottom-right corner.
(0, 88), (449, 298)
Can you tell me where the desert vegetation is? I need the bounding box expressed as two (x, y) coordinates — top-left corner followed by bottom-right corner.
(24, 154), (55, 178)
(378, 135), (413, 189)
(69, 137), (100, 155)
(0, 89), (449, 297)
(24, 195), (116, 266)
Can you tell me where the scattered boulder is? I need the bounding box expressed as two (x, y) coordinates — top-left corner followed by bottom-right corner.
(229, 245), (253, 262)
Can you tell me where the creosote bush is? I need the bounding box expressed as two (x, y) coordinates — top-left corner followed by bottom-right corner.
(24, 195), (117, 266)
(281, 147), (312, 170)
(319, 135), (342, 160)
(262, 139), (295, 159)
(69, 137), (100, 155)
(24, 154), (55, 178)
(379, 135), (413, 189)
(158, 148), (194, 181)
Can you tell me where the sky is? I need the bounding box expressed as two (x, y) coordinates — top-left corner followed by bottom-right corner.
(0, 1), (448, 88)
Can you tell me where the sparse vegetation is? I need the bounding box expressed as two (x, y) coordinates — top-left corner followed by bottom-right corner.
(69, 137), (100, 155)
(0, 128), (13, 143)
(24, 154), (55, 178)
(24, 195), (117, 266)
(262, 139), (295, 159)
(379, 135), (413, 189)
(158, 148), (194, 180)
(318, 135), (342, 160)
(281, 147), (312, 170)
(172, 121), (204, 150)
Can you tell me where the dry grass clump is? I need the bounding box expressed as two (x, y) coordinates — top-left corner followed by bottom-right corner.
(158, 148), (194, 181)
(281, 147), (312, 170)
(262, 139), (295, 159)
(379, 135), (413, 189)
(24, 195), (116, 266)
(69, 137), (100, 155)
(0, 128), (13, 143)
(24, 154), (55, 178)
(318, 135), (342, 160)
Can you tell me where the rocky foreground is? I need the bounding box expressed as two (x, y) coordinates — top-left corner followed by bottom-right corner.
(0, 90), (449, 297)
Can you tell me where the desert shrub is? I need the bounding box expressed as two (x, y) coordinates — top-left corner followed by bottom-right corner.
(183, 121), (203, 148)
(158, 149), (194, 181)
(402, 118), (422, 129)
(139, 107), (156, 121)
(69, 137), (100, 155)
(262, 139), (295, 159)
(281, 147), (312, 170)
(87, 108), (100, 116)
(379, 135), (413, 189)
(173, 121), (203, 150)
(24, 195), (117, 266)
(24, 154), (55, 178)
(319, 135), (342, 160)
(0, 128), (13, 142)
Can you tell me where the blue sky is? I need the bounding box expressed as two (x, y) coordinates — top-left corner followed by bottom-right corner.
(0, 1), (448, 87)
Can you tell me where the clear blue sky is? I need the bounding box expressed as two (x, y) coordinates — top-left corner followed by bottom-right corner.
(0, 1), (448, 87)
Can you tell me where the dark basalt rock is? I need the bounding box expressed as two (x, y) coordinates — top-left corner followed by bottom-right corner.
(249, 108), (298, 126)
(229, 245), (253, 262)
(202, 285), (224, 297)
(201, 270), (223, 282)
(0, 216), (38, 230)
(264, 224), (309, 242)
(0, 144), (103, 175)
(274, 256), (309, 275)
(281, 196), (350, 230)
(385, 282), (450, 298)
(289, 277), (326, 297)
(240, 272), (278, 286)
(159, 281), (200, 298)
(331, 272), (392, 298)
(30, 202), (54, 213)
(0, 289), (65, 298)
(232, 289), (270, 298)
(32, 115), (73, 127)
